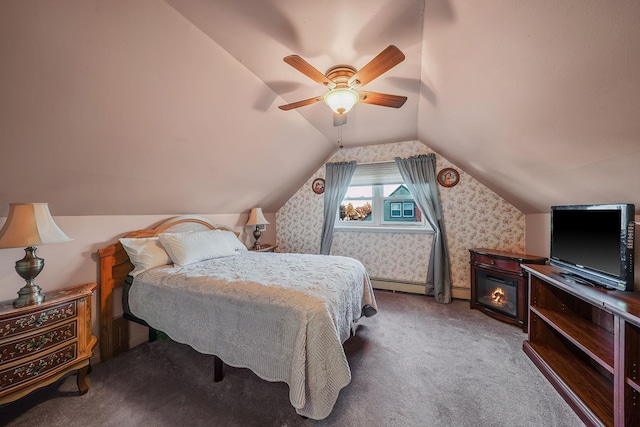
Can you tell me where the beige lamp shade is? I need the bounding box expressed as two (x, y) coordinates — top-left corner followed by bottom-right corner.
(0, 203), (73, 248)
(246, 208), (269, 226)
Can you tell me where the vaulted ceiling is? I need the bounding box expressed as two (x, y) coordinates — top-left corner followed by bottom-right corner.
(1, 0), (639, 217)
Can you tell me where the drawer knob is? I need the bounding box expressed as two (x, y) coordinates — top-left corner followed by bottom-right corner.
(490, 260), (495, 265)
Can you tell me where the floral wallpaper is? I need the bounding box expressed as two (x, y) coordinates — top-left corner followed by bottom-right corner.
(276, 140), (525, 298)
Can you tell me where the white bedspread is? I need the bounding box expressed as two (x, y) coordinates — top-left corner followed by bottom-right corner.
(129, 252), (377, 420)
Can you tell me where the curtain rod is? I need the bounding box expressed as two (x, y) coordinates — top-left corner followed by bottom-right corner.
(352, 160), (395, 165)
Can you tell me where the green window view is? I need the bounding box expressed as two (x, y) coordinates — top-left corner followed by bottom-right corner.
(340, 184), (422, 225)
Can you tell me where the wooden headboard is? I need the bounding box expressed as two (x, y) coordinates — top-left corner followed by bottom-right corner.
(97, 215), (239, 361)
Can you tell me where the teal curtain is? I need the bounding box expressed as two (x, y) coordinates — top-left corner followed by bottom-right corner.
(395, 154), (452, 303)
(320, 161), (357, 255)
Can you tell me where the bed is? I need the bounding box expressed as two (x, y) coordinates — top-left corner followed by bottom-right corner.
(98, 215), (377, 420)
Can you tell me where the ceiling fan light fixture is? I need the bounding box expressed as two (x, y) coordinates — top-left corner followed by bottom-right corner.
(324, 88), (359, 115)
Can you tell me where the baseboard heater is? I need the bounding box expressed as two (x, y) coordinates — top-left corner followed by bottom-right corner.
(371, 277), (471, 300)
(370, 277), (425, 294)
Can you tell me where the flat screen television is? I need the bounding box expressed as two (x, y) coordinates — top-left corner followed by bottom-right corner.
(550, 203), (635, 291)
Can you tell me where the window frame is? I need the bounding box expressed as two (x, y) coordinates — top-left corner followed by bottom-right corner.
(337, 184), (432, 234)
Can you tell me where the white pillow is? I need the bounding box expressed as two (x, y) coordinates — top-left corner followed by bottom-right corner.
(158, 229), (237, 266)
(119, 237), (172, 277)
(216, 229), (248, 251)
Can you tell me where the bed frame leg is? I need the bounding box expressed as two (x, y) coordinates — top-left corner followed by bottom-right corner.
(214, 356), (223, 382)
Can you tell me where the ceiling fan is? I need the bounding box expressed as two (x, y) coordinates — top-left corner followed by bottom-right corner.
(278, 45), (407, 126)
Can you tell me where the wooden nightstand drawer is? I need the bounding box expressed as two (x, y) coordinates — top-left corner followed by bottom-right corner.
(0, 342), (77, 391)
(0, 321), (76, 364)
(0, 301), (77, 340)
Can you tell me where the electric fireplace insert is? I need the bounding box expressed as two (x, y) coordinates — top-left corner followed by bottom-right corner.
(475, 271), (518, 319)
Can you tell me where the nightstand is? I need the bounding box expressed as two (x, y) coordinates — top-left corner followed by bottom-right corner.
(249, 244), (278, 252)
(0, 282), (97, 404)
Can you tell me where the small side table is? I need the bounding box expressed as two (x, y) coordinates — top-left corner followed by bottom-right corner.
(249, 244), (278, 252)
(0, 282), (97, 404)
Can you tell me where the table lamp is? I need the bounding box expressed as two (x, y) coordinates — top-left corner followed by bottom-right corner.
(246, 208), (269, 250)
(0, 203), (73, 307)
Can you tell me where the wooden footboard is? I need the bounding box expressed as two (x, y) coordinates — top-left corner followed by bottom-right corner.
(97, 215), (237, 362)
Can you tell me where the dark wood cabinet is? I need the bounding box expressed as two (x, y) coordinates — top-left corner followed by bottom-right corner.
(523, 264), (640, 427)
(469, 248), (547, 331)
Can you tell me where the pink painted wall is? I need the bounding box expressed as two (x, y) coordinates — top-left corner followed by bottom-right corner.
(0, 1), (334, 218)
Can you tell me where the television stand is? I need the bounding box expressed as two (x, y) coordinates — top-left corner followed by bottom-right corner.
(523, 264), (640, 426)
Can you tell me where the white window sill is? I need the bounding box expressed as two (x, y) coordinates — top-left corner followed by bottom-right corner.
(335, 225), (434, 234)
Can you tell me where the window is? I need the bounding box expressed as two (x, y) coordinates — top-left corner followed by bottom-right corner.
(336, 162), (432, 233)
(403, 203), (414, 217)
(390, 203), (402, 218)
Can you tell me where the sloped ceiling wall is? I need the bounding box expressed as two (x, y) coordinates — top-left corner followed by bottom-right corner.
(0, 0), (335, 216)
(162, 0), (424, 146)
(417, 0), (640, 213)
(1, 0), (639, 217)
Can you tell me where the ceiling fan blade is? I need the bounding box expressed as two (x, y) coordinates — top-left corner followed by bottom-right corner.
(284, 55), (336, 89)
(348, 45), (405, 88)
(278, 96), (323, 111)
(359, 91), (407, 108)
(334, 113), (347, 127)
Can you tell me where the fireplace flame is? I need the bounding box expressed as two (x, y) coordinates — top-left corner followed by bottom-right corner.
(490, 287), (507, 306)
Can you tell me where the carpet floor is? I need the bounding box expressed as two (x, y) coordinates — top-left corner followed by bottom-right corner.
(0, 290), (584, 426)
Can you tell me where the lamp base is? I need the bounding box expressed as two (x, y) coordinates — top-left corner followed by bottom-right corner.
(13, 283), (45, 308)
(12, 246), (46, 308)
(253, 227), (262, 250)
